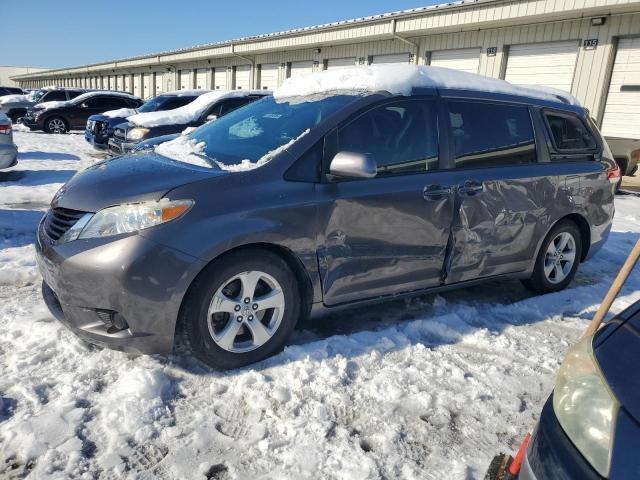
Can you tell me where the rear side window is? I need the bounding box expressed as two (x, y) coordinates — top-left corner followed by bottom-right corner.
(160, 97), (194, 110)
(448, 101), (536, 169)
(218, 98), (253, 116)
(67, 91), (84, 100)
(337, 99), (439, 176)
(43, 91), (67, 102)
(545, 113), (596, 151)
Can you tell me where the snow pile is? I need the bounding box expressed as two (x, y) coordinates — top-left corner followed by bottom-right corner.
(33, 100), (69, 110)
(214, 129), (309, 172)
(128, 90), (266, 128)
(101, 107), (137, 119)
(274, 65), (581, 106)
(154, 134), (211, 168)
(0, 94), (28, 105)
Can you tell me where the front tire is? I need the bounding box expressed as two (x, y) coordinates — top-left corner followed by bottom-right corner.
(181, 249), (300, 369)
(522, 220), (582, 294)
(44, 117), (68, 134)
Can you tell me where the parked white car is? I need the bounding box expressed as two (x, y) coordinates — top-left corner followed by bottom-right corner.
(0, 113), (18, 169)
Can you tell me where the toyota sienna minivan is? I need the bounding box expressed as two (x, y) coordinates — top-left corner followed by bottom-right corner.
(36, 66), (618, 369)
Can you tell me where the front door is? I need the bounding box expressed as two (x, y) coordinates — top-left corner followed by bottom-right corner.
(442, 99), (544, 283)
(316, 97), (456, 306)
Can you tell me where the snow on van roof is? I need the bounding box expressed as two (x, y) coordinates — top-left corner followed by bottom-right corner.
(273, 65), (581, 107)
(161, 89), (211, 97)
(128, 90), (269, 128)
(71, 90), (140, 104)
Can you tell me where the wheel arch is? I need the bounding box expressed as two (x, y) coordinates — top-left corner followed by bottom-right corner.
(176, 242), (314, 338)
(542, 213), (591, 263)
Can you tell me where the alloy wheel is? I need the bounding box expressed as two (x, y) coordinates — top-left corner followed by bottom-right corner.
(207, 270), (286, 353)
(48, 118), (66, 134)
(544, 232), (576, 284)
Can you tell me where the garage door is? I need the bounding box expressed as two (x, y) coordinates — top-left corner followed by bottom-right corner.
(235, 65), (251, 89)
(143, 73), (151, 97)
(259, 64), (279, 90)
(124, 75), (132, 93)
(117, 76), (124, 91)
(326, 58), (356, 70)
(196, 69), (207, 89)
(290, 61), (313, 77)
(602, 37), (640, 139)
(155, 73), (164, 94)
(371, 53), (411, 64)
(505, 41), (579, 93)
(214, 67), (228, 90)
(133, 74), (142, 97)
(179, 70), (192, 90)
(430, 48), (480, 74)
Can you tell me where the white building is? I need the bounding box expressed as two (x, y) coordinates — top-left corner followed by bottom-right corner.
(1, 66), (48, 87)
(11, 0), (640, 139)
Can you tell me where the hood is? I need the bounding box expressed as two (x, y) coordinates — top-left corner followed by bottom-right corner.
(53, 152), (225, 212)
(89, 113), (131, 127)
(594, 302), (640, 422)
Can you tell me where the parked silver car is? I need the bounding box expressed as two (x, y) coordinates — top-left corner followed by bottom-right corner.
(0, 113), (17, 169)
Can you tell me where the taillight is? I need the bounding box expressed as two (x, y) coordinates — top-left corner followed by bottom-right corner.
(607, 164), (621, 183)
(0, 124), (11, 135)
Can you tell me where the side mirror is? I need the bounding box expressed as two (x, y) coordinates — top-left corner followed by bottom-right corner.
(206, 114), (218, 122)
(80, 102), (88, 108)
(329, 151), (377, 179)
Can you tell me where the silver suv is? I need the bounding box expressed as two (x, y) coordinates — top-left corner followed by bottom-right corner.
(0, 113), (17, 169)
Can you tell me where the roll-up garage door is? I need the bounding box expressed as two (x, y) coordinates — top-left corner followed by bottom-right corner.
(117, 76), (124, 91)
(504, 41), (579, 93)
(214, 67), (228, 90)
(259, 64), (279, 90)
(602, 37), (640, 139)
(235, 65), (251, 89)
(143, 73), (151, 97)
(133, 74), (142, 97)
(155, 73), (164, 94)
(124, 75), (132, 93)
(430, 48), (480, 74)
(371, 53), (411, 64)
(195, 69), (207, 89)
(326, 57), (356, 70)
(180, 70), (192, 90)
(290, 61), (313, 77)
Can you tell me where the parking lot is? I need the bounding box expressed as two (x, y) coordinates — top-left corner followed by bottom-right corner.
(0, 128), (639, 479)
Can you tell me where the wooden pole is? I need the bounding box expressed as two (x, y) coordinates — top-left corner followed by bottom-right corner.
(583, 238), (640, 338)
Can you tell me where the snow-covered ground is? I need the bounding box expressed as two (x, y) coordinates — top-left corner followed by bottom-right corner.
(0, 130), (639, 480)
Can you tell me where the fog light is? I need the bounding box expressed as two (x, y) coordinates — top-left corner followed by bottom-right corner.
(112, 313), (129, 331)
(95, 309), (129, 332)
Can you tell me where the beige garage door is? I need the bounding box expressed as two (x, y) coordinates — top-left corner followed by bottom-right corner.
(143, 73), (151, 97)
(505, 41), (579, 93)
(124, 75), (132, 93)
(155, 72), (164, 94)
(602, 37), (640, 139)
(259, 64), (279, 90)
(196, 69), (207, 89)
(430, 48), (481, 74)
(235, 65), (251, 89)
(133, 74), (142, 97)
(290, 61), (313, 77)
(214, 67), (228, 90)
(326, 57), (356, 70)
(117, 76), (124, 91)
(179, 70), (192, 90)
(371, 53), (411, 64)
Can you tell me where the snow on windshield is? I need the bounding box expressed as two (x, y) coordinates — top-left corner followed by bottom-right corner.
(102, 108), (137, 119)
(127, 90), (267, 128)
(154, 135), (211, 168)
(274, 64), (581, 106)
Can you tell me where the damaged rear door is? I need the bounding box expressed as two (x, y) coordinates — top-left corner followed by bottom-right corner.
(442, 99), (546, 284)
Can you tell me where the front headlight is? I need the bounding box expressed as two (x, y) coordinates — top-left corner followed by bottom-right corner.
(127, 127), (150, 141)
(58, 199), (193, 243)
(553, 334), (619, 477)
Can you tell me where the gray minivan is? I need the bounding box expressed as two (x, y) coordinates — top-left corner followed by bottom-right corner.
(35, 68), (618, 368)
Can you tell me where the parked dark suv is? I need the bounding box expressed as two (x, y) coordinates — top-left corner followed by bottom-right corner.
(23, 91), (142, 133)
(0, 87), (87, 124)
(36, 66), (617, 369)
(0, 86), (23, 97)
(107, 90), (269, 156)
(85, 90), (208, 150)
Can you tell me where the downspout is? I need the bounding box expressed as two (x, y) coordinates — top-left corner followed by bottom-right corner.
(391, 18), (420, 64)
(231, 43), (256, 89)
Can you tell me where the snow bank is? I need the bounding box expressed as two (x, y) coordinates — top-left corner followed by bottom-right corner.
(128, 90), (266, 128)
(0, 94), (28, 105)
(34, 100), (69, 110)
(101, 107), (137, 119)
(274, 65), (581, 106)
(154, 135), (211, 168)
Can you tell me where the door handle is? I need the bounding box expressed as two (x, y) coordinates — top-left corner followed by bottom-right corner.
(458, 180), (484, 196)
(423, 184), (452, 200)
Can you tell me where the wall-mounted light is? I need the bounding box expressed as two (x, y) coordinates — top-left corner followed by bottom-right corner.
(591, 17), (606, 26)
(315, 48), (322, 54)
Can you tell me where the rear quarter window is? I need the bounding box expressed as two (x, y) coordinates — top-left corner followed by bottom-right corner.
(544, 112), (597, 152)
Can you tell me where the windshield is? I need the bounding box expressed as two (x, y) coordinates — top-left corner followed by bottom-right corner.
(137, 96), (171, 113)
(188, 95), (357, 167)
(31, 90), (46, 103)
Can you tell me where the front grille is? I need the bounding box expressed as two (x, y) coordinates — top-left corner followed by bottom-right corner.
(44, 207), (88, 241)
(114, 127), (126, 140)
(94, 120), (106, 135)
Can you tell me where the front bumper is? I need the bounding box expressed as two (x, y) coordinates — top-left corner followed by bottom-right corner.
(523, 397), (601, 480)
(0, 143), (18, 169)
(35, 218), (206, 355)
(84, 129), (108, 150)
(21, 116), (40, 130)
(108, 137), (137, 156)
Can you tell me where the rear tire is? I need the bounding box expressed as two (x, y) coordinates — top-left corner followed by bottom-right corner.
(522, 220), (582, 294)
(44, 116), (68, 134)
(10, 112), (24, 124)
(181, 249), (300, 369)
